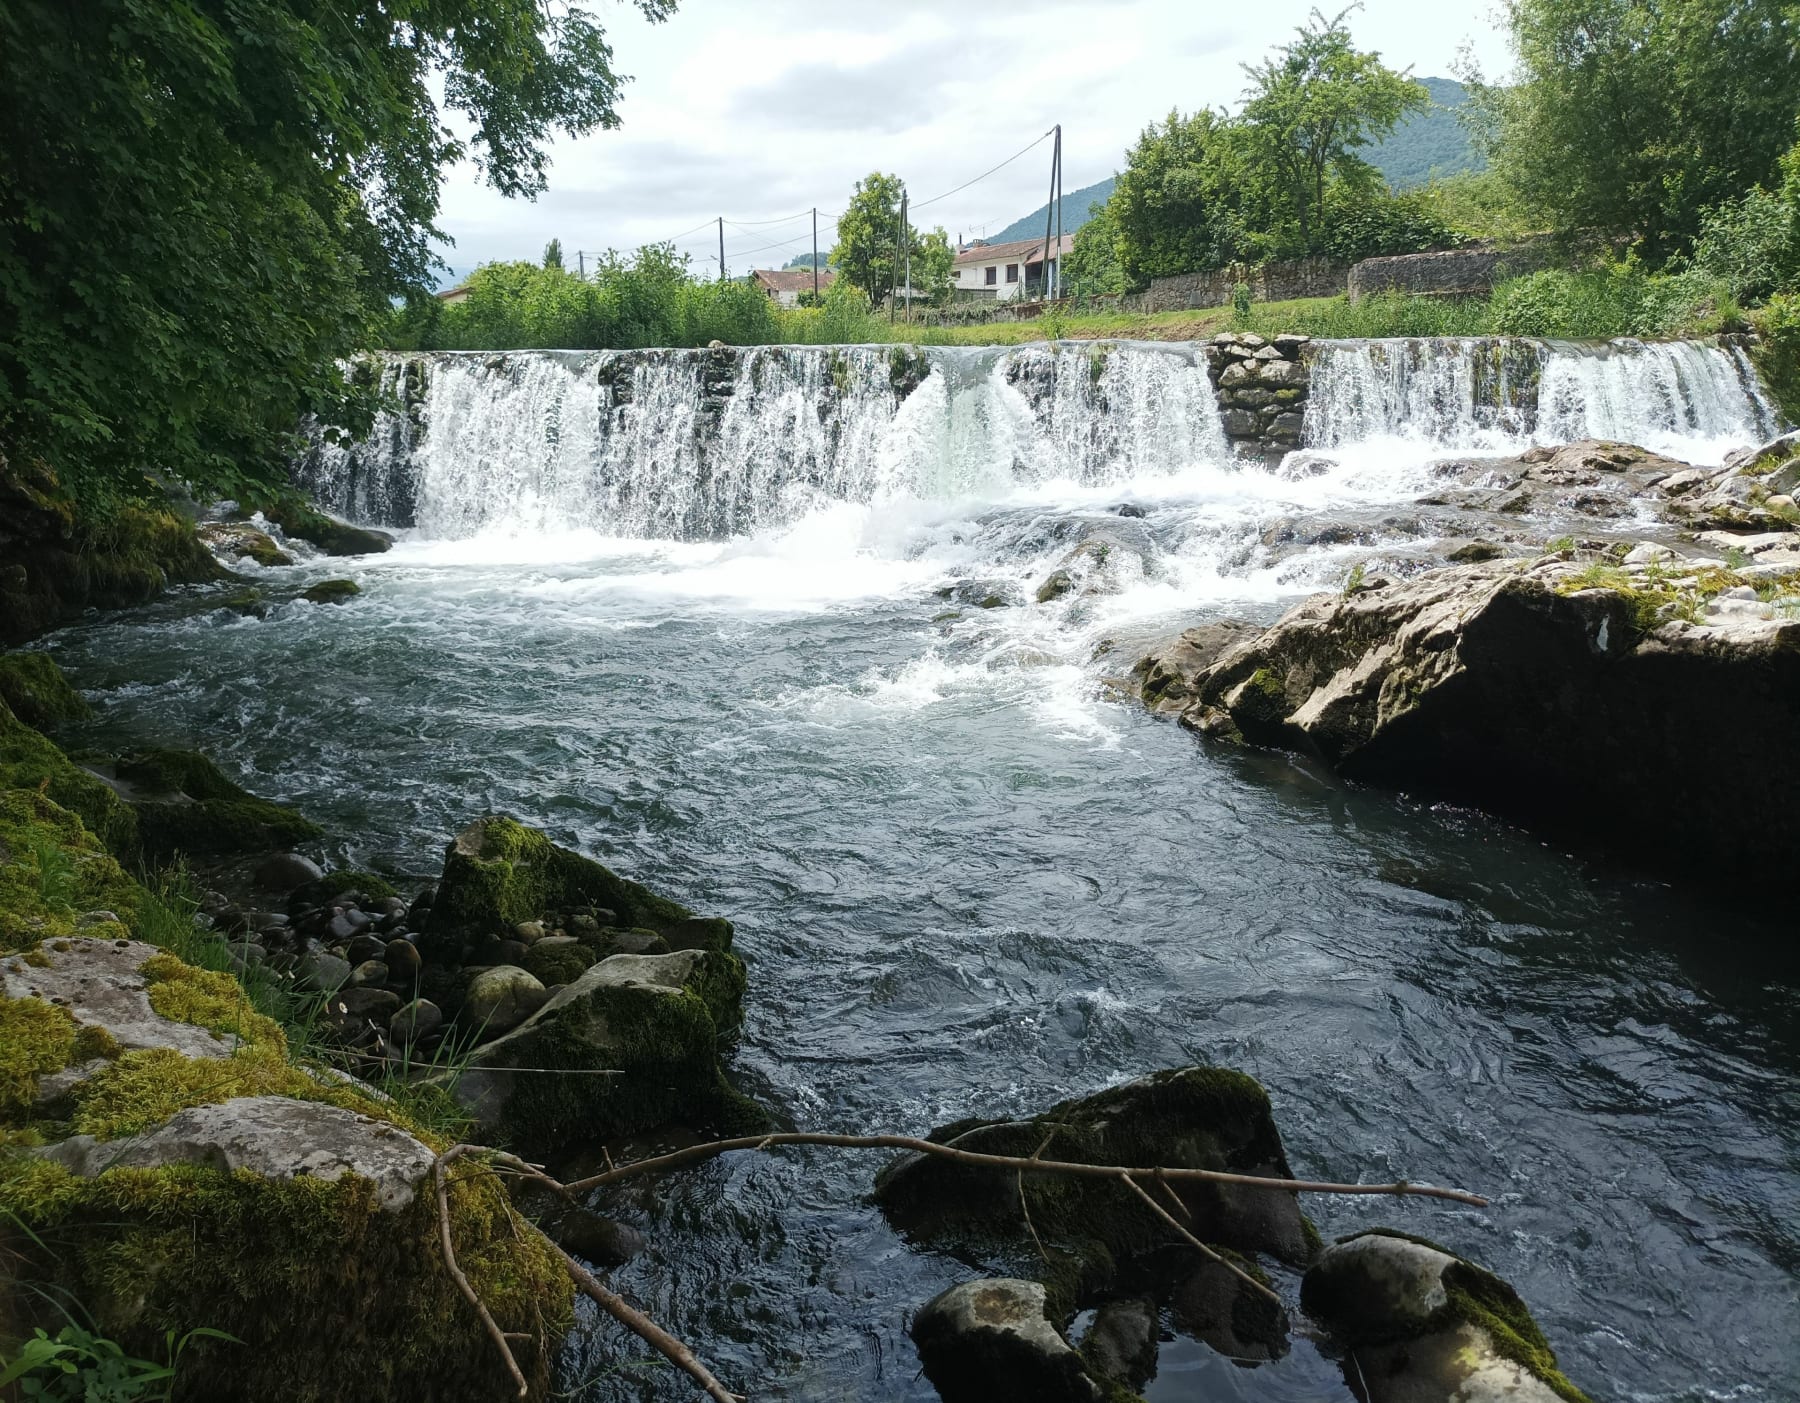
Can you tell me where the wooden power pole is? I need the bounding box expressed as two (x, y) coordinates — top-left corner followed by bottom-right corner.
(718, 217), (725, 281)
(902, 190), (911, 325)
(812, 208), (819, 303)
(1040, 123), (1060, 304)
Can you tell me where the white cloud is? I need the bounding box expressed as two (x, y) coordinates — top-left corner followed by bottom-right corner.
(432, 0), (1513, 280)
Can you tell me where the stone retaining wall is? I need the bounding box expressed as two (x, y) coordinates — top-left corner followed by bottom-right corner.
(1348, 241), (1557, 300)
(1203, 332), (1311, 455)
(1139, 258), (1350, 313)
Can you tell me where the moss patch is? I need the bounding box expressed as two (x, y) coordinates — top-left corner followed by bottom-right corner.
(115, 748), (322, 860)
(0, 700), (139, 857)
(0, 653), (89, 729)
(427, 815), (701, 945)
(289, 868), (398, 907)
(300, 578), (360, 605)
(262, 498), (392, 557)
(0, 789), (143, 949)
(138, 952), (286, 1051)
(0, 994), (80, 1117)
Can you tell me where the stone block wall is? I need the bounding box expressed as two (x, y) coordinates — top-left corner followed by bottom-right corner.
(1347, 241), (1557, 300)
(1122, 258), (1351, 314)
(1203, 332), (1311, 455)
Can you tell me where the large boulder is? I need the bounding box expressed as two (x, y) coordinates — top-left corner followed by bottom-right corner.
(0, 652), (89, 729)
(1150, 555), (1800, 884)
(198, 521), (294, 568)
(454, 948), (757, 1152)
(911, 1279), (1102, 1403)
(876, 1068), (1315, 1324)
(1302, 1231), (1590, 1403)
(262, 500), (394, 556)
(101, 747), (323, 860)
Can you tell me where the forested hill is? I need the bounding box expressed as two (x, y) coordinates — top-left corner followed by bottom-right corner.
(989, 176), (1118, 245)
(982, 78), (1481, 247)
(1367, 77), (1484, 188)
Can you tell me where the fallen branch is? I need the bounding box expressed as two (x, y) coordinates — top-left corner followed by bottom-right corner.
(561, 1249), (742, 1403)
(558, 1131), (1489, 1206)
(1117, 1171), (1280, 1307)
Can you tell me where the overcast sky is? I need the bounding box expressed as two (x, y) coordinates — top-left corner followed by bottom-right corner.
(434, 0), (1515, 281)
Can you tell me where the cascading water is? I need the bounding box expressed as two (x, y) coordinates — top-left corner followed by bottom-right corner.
(1301, 334), (1779, 455)
(297, 342), (1231, 540)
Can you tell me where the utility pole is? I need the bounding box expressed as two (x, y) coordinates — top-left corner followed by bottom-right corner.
(902, 190), (911, 326)
(1040, 123), (1060, 305)
(812, 208), (819, 303)
(890, 191), (901, 324)
(718, 217), (725, 281)
(578, 250), (585, 280)
(1054, 126), (1063, 302)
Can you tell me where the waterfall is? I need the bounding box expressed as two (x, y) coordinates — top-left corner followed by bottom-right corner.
(295, 343), (1229, 539)
(1302, 336), (1780, 454)
(296, 337), (1783, 541)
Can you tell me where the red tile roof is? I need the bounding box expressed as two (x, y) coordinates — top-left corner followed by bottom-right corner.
(953, 234), (1076, 267)
(752, 268), (836, 294)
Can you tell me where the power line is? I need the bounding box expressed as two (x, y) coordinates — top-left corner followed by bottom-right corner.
(913, 129), (1054, 210)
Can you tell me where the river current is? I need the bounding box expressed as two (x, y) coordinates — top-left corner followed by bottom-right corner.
(42, 338), (1800, 1402)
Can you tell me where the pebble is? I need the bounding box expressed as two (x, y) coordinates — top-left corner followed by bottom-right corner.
(254, 851), (323, 892)
(384, 939), (422, 982)
(296, 952), (352, 993)
(345, 933), (388, 965)
(350, 960), (389, 987)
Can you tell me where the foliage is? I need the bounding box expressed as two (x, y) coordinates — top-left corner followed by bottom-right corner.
(1486, 264), (1739, 340)
(1751, 294), (1800, 425)
(1238, 6), (1430, 246)
(541, 238), (564, 271)
(0, 0), (670, 510)
(1059, 201), (1128, 298)
(915, 228), (956, 307)
(415, 246), (782, 351)
(1111, 110), (1264, 286)
(1693, 121), (1800, 304)
(0, 1322), (234, 1402)
(1413, 170), (1541, 243)
(1317, 185), (1463, 263)
(830, 172), (911, 308)
(1470, 0), (1800, 258)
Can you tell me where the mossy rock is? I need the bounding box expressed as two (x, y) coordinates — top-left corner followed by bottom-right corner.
(457, 949), (761, 1154)
(521, 939), (599, 987)
(425, 816), (711, 952)
(0, 789), (143, 950)
(112, 748), (322, 861)
(263, 499), (393, 557)
(300, 578), (360, 604)
(1302, 1229), (1590, 1403)
(0, 940), (574, 1401)
(0, 700), (138, 857)
(874, 1068), (1316, 1318)
(0, 653), (88, 729)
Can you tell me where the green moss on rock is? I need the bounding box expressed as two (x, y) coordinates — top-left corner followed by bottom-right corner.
(262, 499), (393, 557)
(288, 868), (399, 907)
(114, 748), (322, 860)
(0, 789), (143, 950)
(0, 994), (80, 1116)
(0, 700), (139, 857)
(0, 653), (89, 729)
(427, 815), (703, 946)
(300, 578), (360, 604)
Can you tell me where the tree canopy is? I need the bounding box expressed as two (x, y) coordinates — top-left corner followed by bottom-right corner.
(0, 0), (672, 507)
(829, 173), (954, 308)
(1472, 0), (1800, 257)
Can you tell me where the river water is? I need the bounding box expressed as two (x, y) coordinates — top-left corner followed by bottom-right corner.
(44, 338), (1799, 1401)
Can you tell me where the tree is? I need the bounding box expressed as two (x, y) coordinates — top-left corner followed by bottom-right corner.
(1239, 6), (1428, 248)
(543, 238), (565, 270)
(1471, 0), (1800, 258)
(830, 172), (909, 308)
(1110, 110), (1262, 287)
(1059, 201), (1127, 297)
(0, 0), (674, 509)
(916, 228), (955, 307)
(1695, 119), (1800, 303)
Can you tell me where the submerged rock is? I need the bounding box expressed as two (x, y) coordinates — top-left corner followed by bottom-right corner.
(912, 1279), (1102, 1403)
(263, 499), (394, 556)
(1141, 555), (1800, 884)
(1302, 1231), (1589, 1403)
(300, 577), (360, 604)
(198, 521), (294, 568)
(877, 1068), (1315, 1323)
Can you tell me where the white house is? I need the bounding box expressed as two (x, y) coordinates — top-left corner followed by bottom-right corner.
(951, 233), (1076, 301)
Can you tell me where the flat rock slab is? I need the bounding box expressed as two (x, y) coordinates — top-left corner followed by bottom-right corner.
(0, 938), (230, 1060)
(39, 1095), (436, 1211)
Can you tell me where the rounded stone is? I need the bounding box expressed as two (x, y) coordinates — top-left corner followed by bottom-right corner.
(463, 965), (548, 1038)
(389, 998), (443, 1046)
(254, 851), (324, 893)
(384, 939), (422, 982)
(350, 960), (389, 987)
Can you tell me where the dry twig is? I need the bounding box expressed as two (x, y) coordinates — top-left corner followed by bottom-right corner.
(1116, 1171), (1281, 1307)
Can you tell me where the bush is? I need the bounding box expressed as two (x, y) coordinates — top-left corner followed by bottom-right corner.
(1487, 265), (1739, 340)
(1319, 188), (1465, 263)
(1752, 293), (1800, 424)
